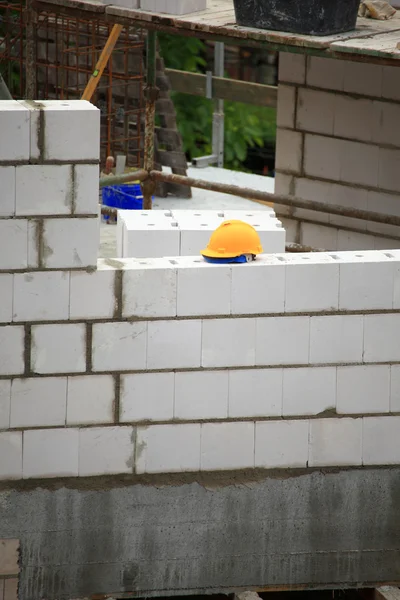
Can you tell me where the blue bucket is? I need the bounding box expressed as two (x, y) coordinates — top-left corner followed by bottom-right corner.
(102, 183), (143, 222)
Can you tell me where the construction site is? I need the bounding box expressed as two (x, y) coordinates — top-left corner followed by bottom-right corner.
(1, 0), (400, 598)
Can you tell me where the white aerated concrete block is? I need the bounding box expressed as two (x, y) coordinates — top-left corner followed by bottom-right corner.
(255, 420), (309, 468)
(0, 380), (11, 430)
(79, 426), (134, 476)
(0, 274), (13, 323)
(13, 271), (70, 322)
(174, 371), (229, 420)
(0, 220), (28, 270)
(136, 423), (201, 473)
(201, 422), (255, 471)
(31, 323), (86, 374)
(147, 320), (202, 369)
(285, 258), (339, 313)
(394, 262), (400, 309)
(256, 316), (309, 366)
(283, 367), (336, 416)
(390, 365), (400, 413)
(0, 326), (24, 375)
(252, 223), (286, 254)
(70, 264), (115, 320)
(363, 416), (400, 465)
(279, 53), (306, 84)
(337, 365), (390, 415)
(92, 322), (147, 372)
(42, 218), (98, 269)
(179, 220), (223, 256)
(202, 318), (256, 368)
(0, 101), (30, 161)
(38, 100), (100, 161)
(74, 164), (100, 214)
(120, 372), (174, 422)
(309, 315), (363, 364)
(123, 220), (180, 259)
(277, 84), (296, 129)
(23, 429), (79, 478)
(231, 258), (285, 315)
(228, 369), (282, 418)
(339, 260), (394, 310)
(140, 0), (206, 14)
(176, 260), (231, 316)
(364, 314), (400, 362)
(0, 432), (22, 479)
(67, 375), (114, 425)
(0, 167), (16, 216)
(309, 418), (362, 467)
(122, 258), (177, 318)
(15, 165), (73, 216)
(10, 377), (67, 428)
(28, 220), (39, 268)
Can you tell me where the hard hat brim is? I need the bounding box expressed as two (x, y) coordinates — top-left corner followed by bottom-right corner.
(201, 246), (263, 259)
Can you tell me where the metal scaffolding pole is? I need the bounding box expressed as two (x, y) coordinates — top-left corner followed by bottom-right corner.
(99, 168), (400, 229)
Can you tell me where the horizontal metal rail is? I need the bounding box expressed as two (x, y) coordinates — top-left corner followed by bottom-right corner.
(99, 168), (400, 228)
(165, 68), (278, 107)
(99, 169), (148, 188)
(150, 170), (400, 227)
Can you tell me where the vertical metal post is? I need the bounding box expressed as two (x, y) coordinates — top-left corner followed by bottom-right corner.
(25, 0), (37, 99)
(212, 42), (224, 168)
(141, 30), (158, 210)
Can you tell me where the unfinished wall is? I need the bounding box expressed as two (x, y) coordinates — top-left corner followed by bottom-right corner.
(117, 208), (285, 257)
(275, 53), (400, 250)
(2, 99), (400, 600)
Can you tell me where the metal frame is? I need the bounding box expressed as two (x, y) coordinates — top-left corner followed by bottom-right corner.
(192, 41), (225, 168)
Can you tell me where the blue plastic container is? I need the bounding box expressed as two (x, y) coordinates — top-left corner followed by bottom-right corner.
(102, 184), (143, 223)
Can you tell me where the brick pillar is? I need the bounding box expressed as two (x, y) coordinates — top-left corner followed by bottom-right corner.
(274, 53), (400, 251)
(0, 99), (100, 270)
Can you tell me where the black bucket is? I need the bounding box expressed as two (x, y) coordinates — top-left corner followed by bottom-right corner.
(233, 0), (360, 35)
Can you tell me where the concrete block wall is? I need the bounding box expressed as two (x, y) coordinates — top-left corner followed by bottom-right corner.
(117, 208), (286, 257)
(0, 100), (100, 270)
(275, 53), (400, 251)
(2, 100), (400, 482)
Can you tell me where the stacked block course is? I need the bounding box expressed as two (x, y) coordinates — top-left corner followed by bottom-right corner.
(275, 53), (400, 250)
(117, 208), (286, 257)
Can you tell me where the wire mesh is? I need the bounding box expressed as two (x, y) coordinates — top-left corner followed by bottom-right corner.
(0, 0), (146, 167)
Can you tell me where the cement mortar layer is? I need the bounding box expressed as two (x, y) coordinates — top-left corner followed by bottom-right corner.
(1, 468), (399, 600)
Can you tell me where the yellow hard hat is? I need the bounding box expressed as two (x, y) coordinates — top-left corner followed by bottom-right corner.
(201, 219), (263, 259)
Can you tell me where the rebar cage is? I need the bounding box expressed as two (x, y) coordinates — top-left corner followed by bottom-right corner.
(0, 0), (146, 167)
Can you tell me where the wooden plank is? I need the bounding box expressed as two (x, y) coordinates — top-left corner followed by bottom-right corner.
(331, 29), (400, 59)
(165, 68), (277, 106)
(36, 0), (400, 62)
(375, 588), (400, 600)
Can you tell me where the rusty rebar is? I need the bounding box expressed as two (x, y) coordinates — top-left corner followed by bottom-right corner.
(25, 0), (37, 98)
(99, 168), (148, 188)
(142, 30), (158, 210)
(149, 170), (400, 228)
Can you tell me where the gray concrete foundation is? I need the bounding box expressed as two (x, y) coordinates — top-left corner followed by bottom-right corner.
(1, 468), (400, 600)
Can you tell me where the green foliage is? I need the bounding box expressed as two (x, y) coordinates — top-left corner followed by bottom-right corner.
(158, 33), (207, 73)
(158, 34), (276, 170)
